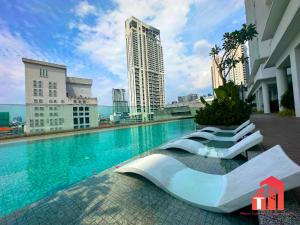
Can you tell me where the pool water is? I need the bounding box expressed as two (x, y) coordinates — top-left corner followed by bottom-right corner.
(0, 119), (196, 217)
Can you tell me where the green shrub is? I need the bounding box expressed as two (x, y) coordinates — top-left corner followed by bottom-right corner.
(195, 82), (252, 126)
(278, 109), (295, 117)
(281, 88), (294, 110)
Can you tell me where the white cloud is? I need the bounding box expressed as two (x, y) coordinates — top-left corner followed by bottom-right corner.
(69, 0), (244, 104)
(73, 1), (97, 17)
(0, 26), (37, 103)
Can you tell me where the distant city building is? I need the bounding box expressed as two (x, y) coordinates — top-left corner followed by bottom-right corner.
(125, 16), (165, 121)
(228, 44), (249, 85)
(23, 58), (98, 134)
(112, 88), (129, 114)
(178, 94), (198, 103)
(211, 56), (223, 90)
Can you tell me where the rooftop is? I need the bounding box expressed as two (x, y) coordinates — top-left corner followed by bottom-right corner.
(22, 58), (66, 69)
(66, 76), (93, 85)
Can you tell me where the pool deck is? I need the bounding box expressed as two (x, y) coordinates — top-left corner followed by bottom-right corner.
(250, 114), (300, 225)
(1, 115), (300, 225)
(0, 148), (258, 225)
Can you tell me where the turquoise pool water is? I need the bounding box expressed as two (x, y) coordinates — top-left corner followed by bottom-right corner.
(0, 119), (196, 216)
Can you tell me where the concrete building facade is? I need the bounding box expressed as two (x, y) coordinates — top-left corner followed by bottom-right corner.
(23, 58), (98, 133)
(112, 88), (129, 114)
(229, 45), (249, 85)
(211, 56), (223, 90)
(125, 16), (165, 121)
(245, 0), (300, 116)
(178, 94), (199, 103)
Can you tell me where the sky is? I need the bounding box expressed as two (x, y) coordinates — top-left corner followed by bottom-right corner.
(0, 0), (246, 105)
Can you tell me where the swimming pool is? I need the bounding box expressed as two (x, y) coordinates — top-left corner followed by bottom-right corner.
(0, 119), (196, 217)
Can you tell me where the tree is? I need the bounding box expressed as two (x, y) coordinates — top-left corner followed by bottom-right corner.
(210, 24), (258, 85)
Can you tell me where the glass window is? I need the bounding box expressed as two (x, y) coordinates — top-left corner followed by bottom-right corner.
(79, 117), (84, 124)
(74, 118), (78, 124)
(85, 107), (89, 111)
(79, 107), (83, 111)
(39, 99), (43, 103)
(73, 107), (78, 111)
(85, 117), (89, 124)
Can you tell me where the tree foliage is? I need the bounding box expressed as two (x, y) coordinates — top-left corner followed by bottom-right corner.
(195, 82), (252, 126)
(210, 24), (258, 85)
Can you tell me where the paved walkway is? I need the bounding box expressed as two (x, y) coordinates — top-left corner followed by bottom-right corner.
(251, 114), (300, 202)
(0, 149), (258, 225)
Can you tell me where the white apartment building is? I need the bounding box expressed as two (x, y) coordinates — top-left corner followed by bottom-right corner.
(211, 56), (223, 90)
(23, 58), (98, 133)
(245, 0), (300, 116)
(125, 16), (165, 121)
(229, 45), (249, 85)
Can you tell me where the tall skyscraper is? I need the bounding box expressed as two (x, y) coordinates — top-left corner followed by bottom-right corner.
(211, 56), (223, 90)
(229, 44), (248, 85)
(125, 16), (165, 121)
(112, 88), (129, 114)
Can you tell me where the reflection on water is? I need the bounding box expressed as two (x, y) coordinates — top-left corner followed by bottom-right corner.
(0, 119), (196, 216)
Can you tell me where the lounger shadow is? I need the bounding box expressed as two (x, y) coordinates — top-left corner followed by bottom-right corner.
(160, 131), (263, 159)
(199, 120), (250, 134)
(184, 123), (255, 142)
(116, 145), (300, 213)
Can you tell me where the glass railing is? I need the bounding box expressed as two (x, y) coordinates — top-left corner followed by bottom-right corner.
(0, 104), (197, 138)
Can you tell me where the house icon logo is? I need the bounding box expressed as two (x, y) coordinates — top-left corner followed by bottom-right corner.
(252, 176), (284, 210)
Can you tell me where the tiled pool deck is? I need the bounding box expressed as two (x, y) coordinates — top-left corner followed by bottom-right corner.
(1, 115), (300, 225)
(0, 147), (258, 225)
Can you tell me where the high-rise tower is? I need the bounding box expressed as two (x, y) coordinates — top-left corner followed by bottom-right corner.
(125, 16), (165, 121)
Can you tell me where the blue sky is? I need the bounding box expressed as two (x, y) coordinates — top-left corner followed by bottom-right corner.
(0, 0), (245, 105)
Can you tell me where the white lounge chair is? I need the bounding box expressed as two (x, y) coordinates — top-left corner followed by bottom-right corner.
(160, 131), (263, 159)
(184, 123), (255, 142)
(198, 120), (250, 134)
(116, 145), (300, 213)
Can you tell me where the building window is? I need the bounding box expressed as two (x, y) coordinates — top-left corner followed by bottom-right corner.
(49, 90), (52, 97)
(34, 99), (38, 103)
(38, 89), (43, 96)
(85, 107), (89, 111)
(33, 89), (38, 96)
(85, 117), (89, 124)
(40, 68), (48, 78)
(74, 118), (78, 124)
(80, 117), (84, 124)
(30, 120), (34, 127)
(33, 80), (37, 88)
(38, 81), (42, 88)
(39, 99), (43, 103)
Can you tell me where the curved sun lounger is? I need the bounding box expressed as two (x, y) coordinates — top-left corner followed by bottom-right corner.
(199, 120), (250, 134)
(183, 123), (255, 142)
(160, 131), (263, 159)
(116, 145), (300, 213)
